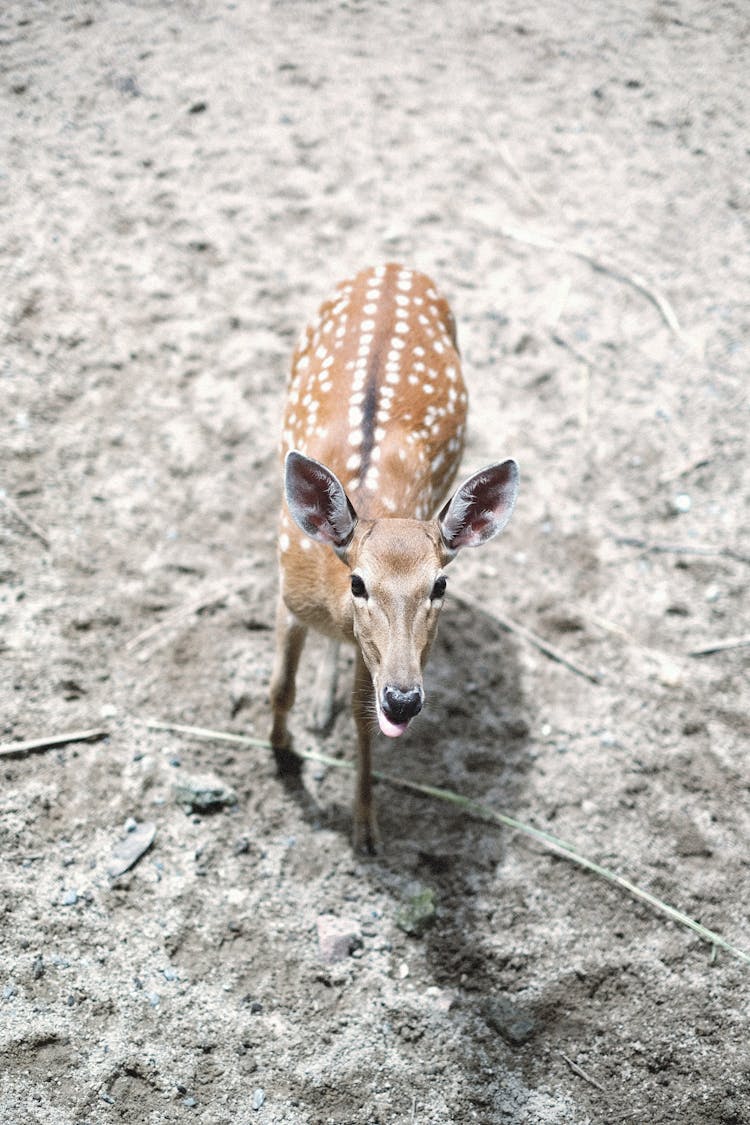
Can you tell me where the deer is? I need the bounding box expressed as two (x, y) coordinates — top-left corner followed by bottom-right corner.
(270, 263), (519, 852)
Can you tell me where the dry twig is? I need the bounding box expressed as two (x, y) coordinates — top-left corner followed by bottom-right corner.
(450, 586), (602, 684)
(689, 634), (750, 657)
(499, 224), (684, 340)
(0, 728), (109, 759)
(0, 490), (50, 548)
(559, 1051), (607, 1094)
(145, 718), (750, 966)
(611, 534), (750, 566)
(125, 579), (254, 659)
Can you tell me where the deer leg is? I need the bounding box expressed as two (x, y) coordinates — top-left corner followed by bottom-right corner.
(309, 638), (340, 733)
(269, 596), (307, 775)
(352, 649), (379, 854)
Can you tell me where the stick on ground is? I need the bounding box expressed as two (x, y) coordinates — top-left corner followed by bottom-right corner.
(689, 634), (750, 657)
(0, 490), (50, 548)
(451, 586), (602, 685)
(0, 728), (109, 759)
(499, 224), (684, 341)
(145, 718), (750, 966)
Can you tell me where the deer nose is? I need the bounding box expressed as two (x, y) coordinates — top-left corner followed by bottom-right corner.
(382, 685), (423, 724)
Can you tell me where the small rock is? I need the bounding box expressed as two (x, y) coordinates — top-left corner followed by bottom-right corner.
(32, 954), (44, 980)
(107, 821), (156, 878)
(482, 996), (536, 1046)
(251, 1087), (265, 1110)
(671, 492), (692, 514)
(316, 914), (362, 963)
(396, 887), (437, 937)
(174, 774), (237, 814)
(61, 889), (78, 907)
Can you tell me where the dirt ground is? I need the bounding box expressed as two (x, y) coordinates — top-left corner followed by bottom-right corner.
(2, 1), (749, 1122)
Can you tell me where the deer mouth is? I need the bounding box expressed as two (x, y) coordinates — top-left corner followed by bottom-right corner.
(377, 686), (424, 738)
(377, 707), (410, 738)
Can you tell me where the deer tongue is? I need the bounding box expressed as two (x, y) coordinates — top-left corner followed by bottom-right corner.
(378, 710), (409, 738)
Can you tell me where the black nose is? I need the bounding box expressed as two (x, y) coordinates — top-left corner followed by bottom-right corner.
(382, 685), (423, 724)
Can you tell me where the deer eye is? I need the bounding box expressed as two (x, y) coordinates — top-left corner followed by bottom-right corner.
(351, 573), (368, 599)
(430, 575), (447, 601)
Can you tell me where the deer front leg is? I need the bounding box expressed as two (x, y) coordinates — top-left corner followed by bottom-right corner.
(309, 637), (340, 734)
(352, 649), (379, 854)
(269, 595), (307, 775)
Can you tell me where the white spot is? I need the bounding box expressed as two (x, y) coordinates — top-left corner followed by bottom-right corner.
(382, 496), (397, 512)
(347, 452), (362, 470)
(279, 533), (290, 552)
(359, 333), (373, 346)
(320, 380), (332, 393)
(371, 446), (382, 462)
(296, 354), (310, 371)
(315, 345), (328, 360)
(351, 390), (365, 404)
(395, 307), (409, 319)
(322, 355), (334, 368)
(300, 537), (312, 551)
(349, 430), (363, 446)
(366, 289), (380, 300)
(390, 337), (405, 350)
(349, 407), (364, 426)
(360, 319), (375, 331)
(395, 321), (409, 335)
(398, 449), (406, 461)
(395, 294), (410, 307)
(397, 278), (412, 291)
(376, 409), (390, 423)
(386, 371), (400, 384)
(413, 346), (425, 357)
(423, 383), (434, 394)
(363, 304), (377, 315)
(408, 374), (419, 385)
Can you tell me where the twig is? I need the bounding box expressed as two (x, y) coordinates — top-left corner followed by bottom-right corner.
(610, 534), (750, 566)
(450, 586), (602, 685)
(559, 1051), (607, 1094)
(144, 718), (270, 749)
(0, 490), (50, 548)
(0, 728), (109, 758)
(499, 224), (684, 340)
(146, 718), (750, 966)
(689, 635), (750, 657)
(497, 142), (545, 212)
(125, 580), (253, 657)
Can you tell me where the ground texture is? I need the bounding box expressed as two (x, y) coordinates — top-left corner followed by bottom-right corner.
(2, 2), (749, 1122)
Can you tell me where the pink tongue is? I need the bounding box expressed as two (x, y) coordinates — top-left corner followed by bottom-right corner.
(378, 711), (409, 738)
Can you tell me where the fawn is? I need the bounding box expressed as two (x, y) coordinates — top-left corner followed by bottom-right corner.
(270, 264), (519, 852)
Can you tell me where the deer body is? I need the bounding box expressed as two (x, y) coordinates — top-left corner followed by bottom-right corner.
(271, 264), (519, 851)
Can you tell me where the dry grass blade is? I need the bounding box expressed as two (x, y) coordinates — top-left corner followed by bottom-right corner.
(450, 586), (602, 684)
(0, 490), (50, 548)
(689, 635), (750, 657)
(145, 718), (750, 966)
(499, 224), (684, 340)
(559, 1051), (607, 1093)
(611, 533), (750, 566)
(0, 728), (109, 758)
(125, 580), (253, 658)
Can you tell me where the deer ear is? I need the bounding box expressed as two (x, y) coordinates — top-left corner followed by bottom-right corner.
(439, 459), (519, 552)
(285, 451), (358, 549)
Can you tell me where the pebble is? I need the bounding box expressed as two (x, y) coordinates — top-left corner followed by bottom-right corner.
(481, 996), (536, 1046)
(251, 1088), (265, 1110)
(107, 821), (157, 878)
(173, 774), (238, 814)
(671, 492), (692, 513)
(61, 889), (78, 906)
(396, 887), (437, 937)
(316, 914), (362, 963)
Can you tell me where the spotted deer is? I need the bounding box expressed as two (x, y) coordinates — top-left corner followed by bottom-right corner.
(270, 264), (519, 852)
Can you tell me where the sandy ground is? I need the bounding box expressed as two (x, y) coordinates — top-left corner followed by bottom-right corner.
(2, 1), (749, 1122)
